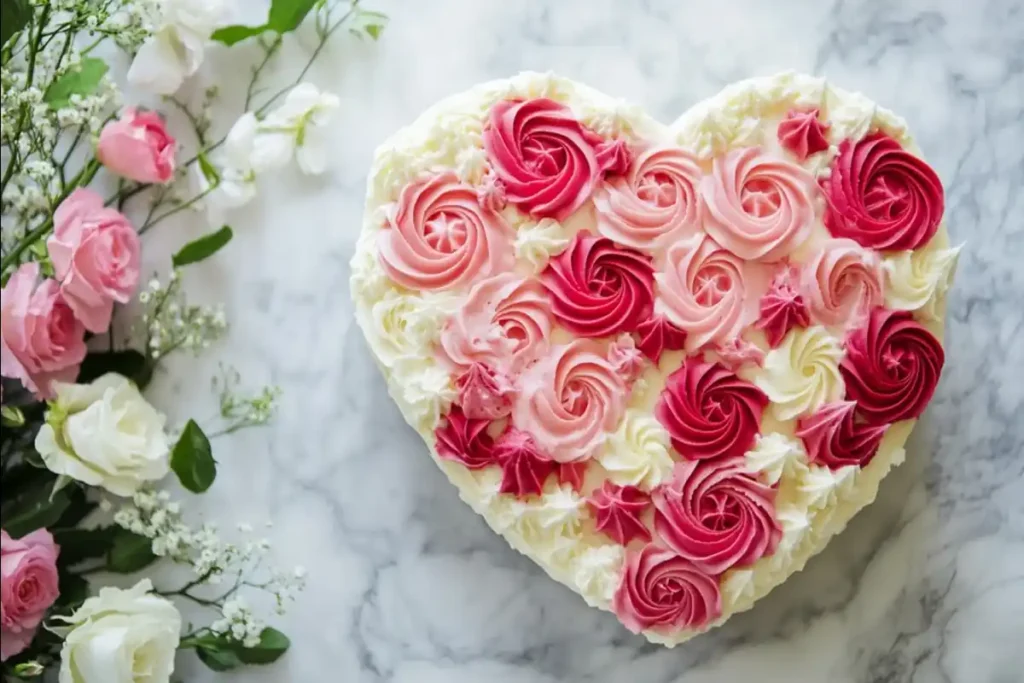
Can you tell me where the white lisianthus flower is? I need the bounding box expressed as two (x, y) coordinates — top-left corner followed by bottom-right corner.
(34, 373), (170, 497)
(257, 84), (341, 175)
(56, 580), (181, 683)
(127, 0), (228, 95)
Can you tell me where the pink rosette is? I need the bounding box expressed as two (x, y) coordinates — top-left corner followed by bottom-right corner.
(652, 459), (782, 575)
(455, 363), (515, 420)
(756, 265), (810, 348)
(655, 359), (769, 462)
(777, 108), (830, 161)
(493, 427), (556, 498)
(439, 273), (553, 374)
(796, 401), (889, 469)
(801, 238), (884, 327)
(700, 147), (817, 262)
(655, 233), (769, 352)
(513, 340), (626, 463)
(378, 171), (514, 291)
(612, 544), (722, 633)
(714, 338), (765, 371)
(607, 334), (645, 384)
(434, 406), (498, 470)
(592, 146), (703, 251)
(822, 132), (944, 251)
(483, 98), (604, 220)
(587, 482), (652, 546)
(542, 232), (655, 338)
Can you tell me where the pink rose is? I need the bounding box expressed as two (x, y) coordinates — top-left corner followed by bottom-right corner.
(483, 98), (605, 220)
(47, 188), (141, 332)
(613, 544), (721, 633)
(97, 108), (176, 184)
(1, 529), (60, 661)
(0, 263), (87, 399)
(652, 458), (781, 575)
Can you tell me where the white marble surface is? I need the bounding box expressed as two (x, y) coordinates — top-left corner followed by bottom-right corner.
(149, 0), (1024, 680)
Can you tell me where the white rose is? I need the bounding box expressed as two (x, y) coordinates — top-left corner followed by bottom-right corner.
(35, 373), (170, 496)
(57, 580), (181, 683)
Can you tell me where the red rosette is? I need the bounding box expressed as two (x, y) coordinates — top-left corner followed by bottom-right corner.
(655, 359), (769, 461)
(821, 132), (944, 251)
(840, 308), (944, 424)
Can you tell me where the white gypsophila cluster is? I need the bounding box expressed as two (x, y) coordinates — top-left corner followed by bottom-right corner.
(137, 270), (227, 359)
(210, 596), (264, 648)
(212, 366), (282, 434)
(111, 490), (307, 618)
(1, 2), (126, 235)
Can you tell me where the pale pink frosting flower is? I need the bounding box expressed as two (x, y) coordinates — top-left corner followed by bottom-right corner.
(700, 147), (817, 262)
(801, 238), (884, 328)
(1, 529), (60, 661)
(593, 146), (703, 251)
(47, 189), (141, 333)
(607, 334), (645, 384)
(97, 108), (177, 184)
(0, 263), (87, 399)
(655, 233), (770, 352)
(513, 340), (626, 463)
(439, 273), (553, 375)
(378, 172), (514, 291)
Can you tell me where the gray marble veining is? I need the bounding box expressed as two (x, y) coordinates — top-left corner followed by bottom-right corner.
(150, 0), (1024, 680)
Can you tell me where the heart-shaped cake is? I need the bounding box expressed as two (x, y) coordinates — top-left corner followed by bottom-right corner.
(350, 72), (959, 645)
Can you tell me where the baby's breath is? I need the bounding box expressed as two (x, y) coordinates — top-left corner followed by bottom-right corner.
(137, 270), (228, 359)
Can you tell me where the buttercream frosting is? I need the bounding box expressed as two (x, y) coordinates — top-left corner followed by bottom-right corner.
(756, 325), (845, 421)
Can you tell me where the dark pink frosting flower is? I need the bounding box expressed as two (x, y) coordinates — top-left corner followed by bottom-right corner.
(595, 138), (633, 176)
(840, 308), (945, 425)
(652, 459), (782, 575)
(587, 482), (652, 546)
(483, 98), (605, 220)
(493, 427), (556, 498)
(655, 359), (769, 461)
(434, 406), (498, 470)
(634, 315), (687, 363)
(1, 529), (60, 661)
(756, 265), (810, 348)
(796, 401), (889, 469)
(541, 232), (655, 338)
(455, 363), (515, 420)
(557, 461), (588, 492)
(777, 108), (830, 161)
(612, 544), (722, 633)
(822, 132), (944, 251)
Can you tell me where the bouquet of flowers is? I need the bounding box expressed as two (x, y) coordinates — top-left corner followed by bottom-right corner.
(0, 0), (386, 680)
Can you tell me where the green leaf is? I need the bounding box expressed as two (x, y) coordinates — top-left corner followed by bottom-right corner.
(195, 644), (243, 672)
(53, 526), (117, 566)
(210, 24), (269, 46)
(107, 528), (157, 573)
(0, 0), (31, 50)
(349, 9), (388, 41)
(1, 404), (25, 427)
(236, 628), (291, 665)
(170, 419), (216, 493)
(77, 350), (152, 389)
(4, 487), (71, 539)
(267, 0), (319, 33)
(172, 226), (233, 268)
(55, 571), (90, 612)
(44, 57), (108, 110)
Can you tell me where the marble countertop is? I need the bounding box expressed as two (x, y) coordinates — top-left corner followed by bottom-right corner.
(152, 0), (1024, 680)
